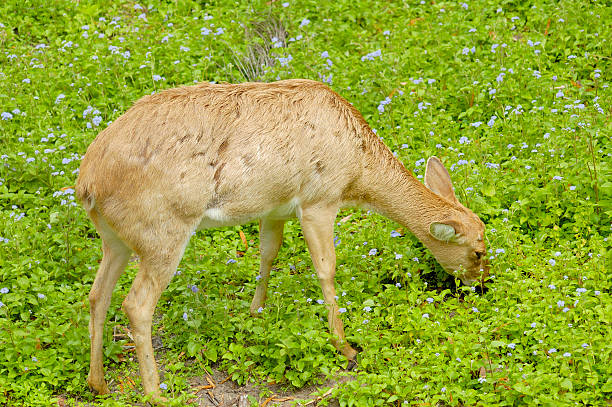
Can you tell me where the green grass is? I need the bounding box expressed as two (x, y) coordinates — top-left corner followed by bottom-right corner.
(0, 0), (610, 405)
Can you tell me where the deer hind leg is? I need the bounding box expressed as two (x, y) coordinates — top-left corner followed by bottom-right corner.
(87, 215), (132, 395)
(121, 230), (192, 397)
(299, 205), (358, 362)
(250, 218), (285, 316)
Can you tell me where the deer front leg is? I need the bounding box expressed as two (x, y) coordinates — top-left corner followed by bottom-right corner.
(300, 205), (358, 362)
(250, 218), (285, 316)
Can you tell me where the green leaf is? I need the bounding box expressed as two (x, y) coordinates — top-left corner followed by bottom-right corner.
(513, 382), (533, 396)
(187, 339), (200, 356)
(205, 347), (218, 362)
(602, 378), (612, 393)
(362, 299), (375, 307)
(560, 378), (573, 391)
(482, 184), (496, 197)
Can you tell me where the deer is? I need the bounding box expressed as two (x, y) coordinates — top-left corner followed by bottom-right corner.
(76, 79), (489, 399)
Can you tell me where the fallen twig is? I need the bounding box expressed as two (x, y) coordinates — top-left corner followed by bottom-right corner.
(260, 394), (277, 407)
(304, 388), (333, 406)
(206, 373), (216, 388)
(207, 390), (220, 407)
(194, 384), (215, 392)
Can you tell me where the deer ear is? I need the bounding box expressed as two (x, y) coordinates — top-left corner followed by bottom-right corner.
(429, 220), (465, 243)
(429, 222), (457, 242)
(424, 156), (458, 203)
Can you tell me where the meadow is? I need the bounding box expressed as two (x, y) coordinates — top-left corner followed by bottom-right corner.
(0, 0), (610, 405)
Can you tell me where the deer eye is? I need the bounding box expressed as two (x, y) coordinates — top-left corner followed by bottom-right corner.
(475, 251), (484, 259)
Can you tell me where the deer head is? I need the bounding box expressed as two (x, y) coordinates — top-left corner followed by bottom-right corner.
(423, 156), (489, 285)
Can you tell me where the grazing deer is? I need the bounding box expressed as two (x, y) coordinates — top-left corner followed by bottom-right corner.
(76, 79), (488, 398)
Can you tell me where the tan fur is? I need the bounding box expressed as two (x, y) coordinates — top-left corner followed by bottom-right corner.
(76, 79), (488, 398)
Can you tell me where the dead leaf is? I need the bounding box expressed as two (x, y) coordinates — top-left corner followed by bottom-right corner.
(492, 322), (509, 332)
(479, 366), (487, 378)
(409, 18), (423, 26)
(339, 214), (353, 224)
(239, 230), (248, 250)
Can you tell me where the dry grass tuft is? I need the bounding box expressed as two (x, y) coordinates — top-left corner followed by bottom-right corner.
(232, 13), (288, 82)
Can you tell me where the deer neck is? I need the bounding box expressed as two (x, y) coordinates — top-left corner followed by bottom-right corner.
(358, 155), (455, 244)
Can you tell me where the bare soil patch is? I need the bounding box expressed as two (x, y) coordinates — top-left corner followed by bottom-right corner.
(189, 366), (355, 407)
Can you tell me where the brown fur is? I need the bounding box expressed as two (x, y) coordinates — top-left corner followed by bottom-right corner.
(76, 79), (488, 398)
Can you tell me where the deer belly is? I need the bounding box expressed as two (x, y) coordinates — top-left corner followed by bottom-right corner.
(196, 197), (301, 230)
